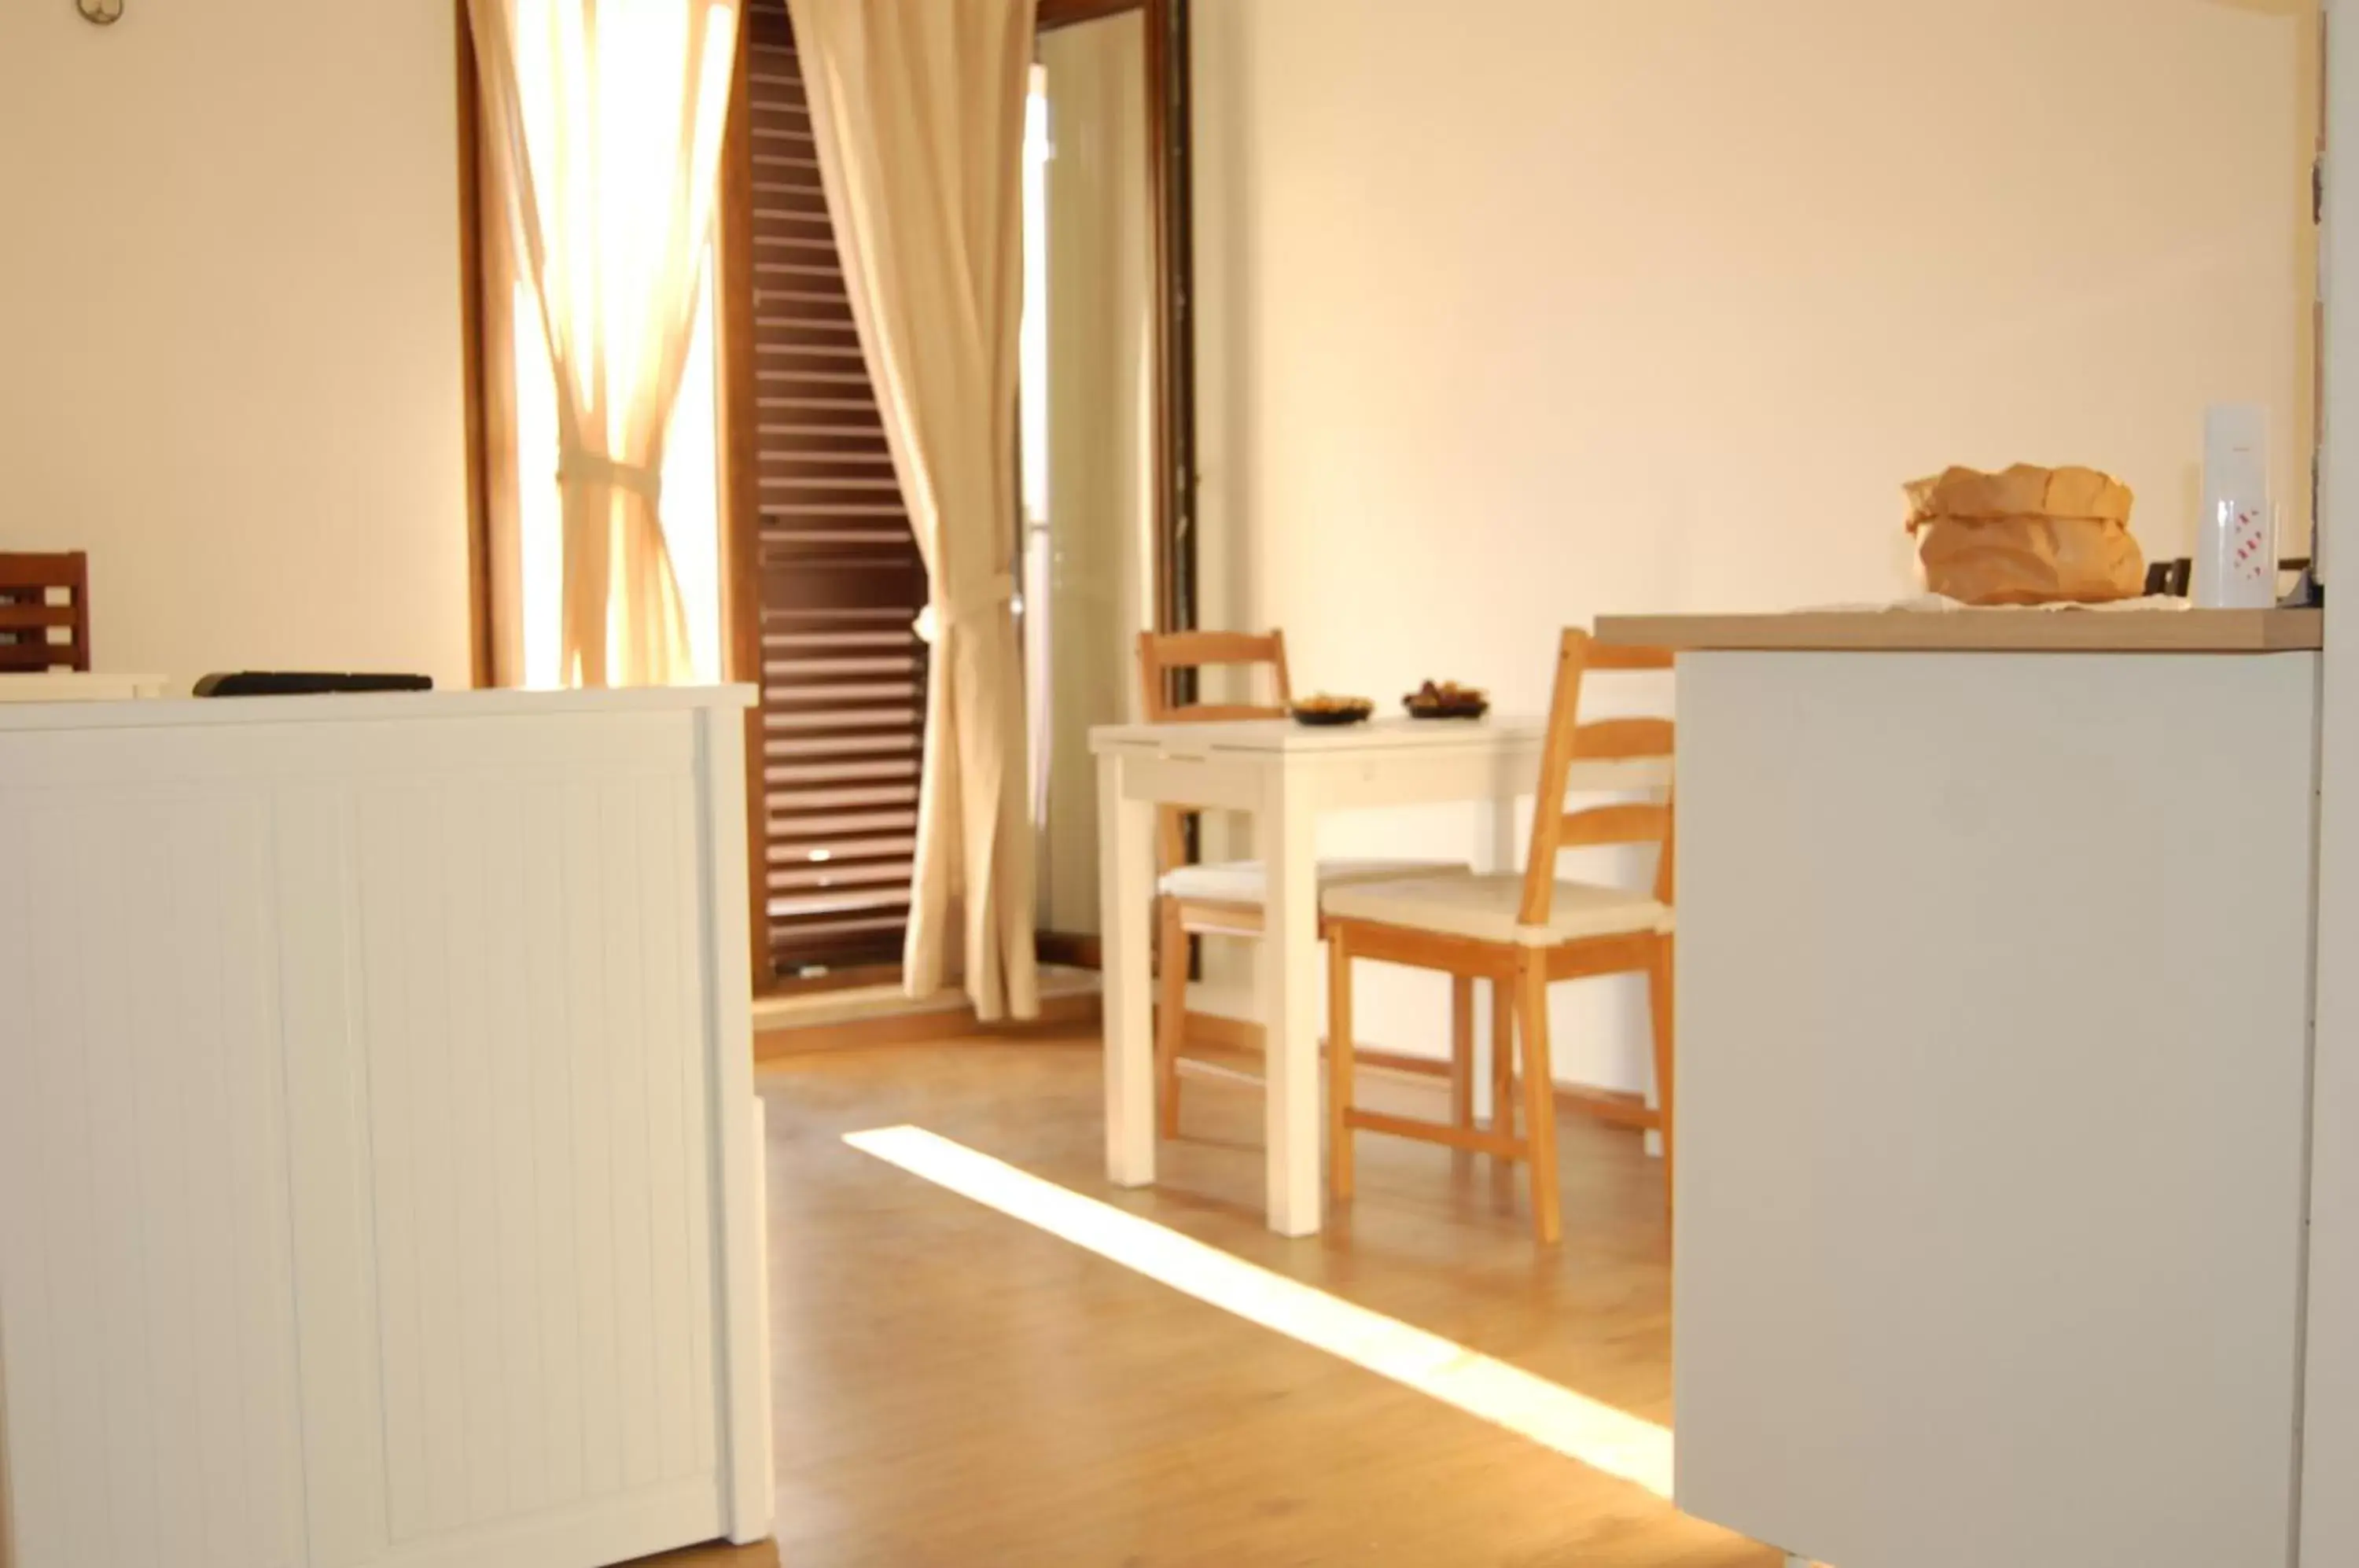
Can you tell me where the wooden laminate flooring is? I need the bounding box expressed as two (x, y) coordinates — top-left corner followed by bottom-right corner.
(626, 1547), (781, 1566)
(640, 1029), (1776, 1567)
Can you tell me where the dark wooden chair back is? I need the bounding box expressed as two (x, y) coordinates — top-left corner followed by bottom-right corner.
(0, 552), (91, 673)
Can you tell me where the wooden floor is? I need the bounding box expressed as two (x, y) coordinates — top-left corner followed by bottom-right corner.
(639, 1029), (1779, 1567)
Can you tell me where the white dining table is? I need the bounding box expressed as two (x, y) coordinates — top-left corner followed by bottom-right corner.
(1091, 713), (1555, 1236)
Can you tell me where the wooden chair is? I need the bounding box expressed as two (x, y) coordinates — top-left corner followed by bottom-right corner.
(1139, 629), (1466, 1136)
(1320, 628), (1675, 1244)
(0, 552), (91, 673)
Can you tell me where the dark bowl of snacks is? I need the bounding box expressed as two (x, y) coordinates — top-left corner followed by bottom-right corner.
(1404, 679), (1489, 720)
(1290, 694), (1376, 727)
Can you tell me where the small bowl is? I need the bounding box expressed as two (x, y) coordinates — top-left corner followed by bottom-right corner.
(1404, 697), (1489, 721)
(1290, 699), (1375, 727)
(1404, 682), (1490, 720)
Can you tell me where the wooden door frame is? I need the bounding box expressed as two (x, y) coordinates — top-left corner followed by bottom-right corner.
(717, 0), (775, 994)
(2305, 9), (2354, 1562)
(455, 1), (496, 692)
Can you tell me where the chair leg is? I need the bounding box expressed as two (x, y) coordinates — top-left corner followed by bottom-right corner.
(1448, 974), (1475, 1169)
(1327, 926), (1356, 1205)
(1154, 896), (1187, 1139)
(1489, 976), (1515, 1147)
(1516, 955), (1562, 1246)
(1647, 934), (1676, 1213)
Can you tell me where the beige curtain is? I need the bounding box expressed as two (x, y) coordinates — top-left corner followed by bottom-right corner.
(786, 0), (1040, 1021)
(468, 0), (739, 687)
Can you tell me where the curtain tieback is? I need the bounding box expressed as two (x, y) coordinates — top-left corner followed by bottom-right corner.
(915, 573), (1016, 646)
(558, 446), (664, 506)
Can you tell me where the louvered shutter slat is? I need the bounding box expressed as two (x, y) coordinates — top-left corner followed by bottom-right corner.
(745, 8), (929, 977)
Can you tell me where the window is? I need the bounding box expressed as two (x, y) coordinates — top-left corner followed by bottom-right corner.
(508, 272), (723, 690)
(468, 1), (730, 694)
(712, 0), (1198, 989)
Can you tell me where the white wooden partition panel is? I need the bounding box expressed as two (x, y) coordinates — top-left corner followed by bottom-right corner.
(2, 782), (308, 1568)
(0, 690), (769, 1568)
(1674, 651), (2318, 1568)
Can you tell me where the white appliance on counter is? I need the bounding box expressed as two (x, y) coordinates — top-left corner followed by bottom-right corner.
(0, 687), (772, 1568)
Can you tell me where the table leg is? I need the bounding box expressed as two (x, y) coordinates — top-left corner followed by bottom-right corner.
(1099, 753), (1155, 1187)
(1477, 785), (1519, 1122)
(1482, 790), (1519, 873)
(1262, 771), (1322, 1235)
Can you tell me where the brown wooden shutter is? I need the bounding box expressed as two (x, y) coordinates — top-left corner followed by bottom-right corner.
(743, 4), (929, 979)
(0, 552), (92, 673)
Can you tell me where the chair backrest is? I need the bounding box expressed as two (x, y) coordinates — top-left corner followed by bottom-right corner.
(0, 552), (91, 673)
(1517, 628), (1676, 928)
(1136, 629), (1293, 723)
(1135, 629), (1294, 876)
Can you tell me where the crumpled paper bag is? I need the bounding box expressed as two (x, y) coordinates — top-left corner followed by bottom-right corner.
(1904, 464), (2144, 605)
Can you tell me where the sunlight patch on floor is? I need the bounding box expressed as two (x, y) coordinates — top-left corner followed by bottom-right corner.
(842, 1124), (1673, 1498)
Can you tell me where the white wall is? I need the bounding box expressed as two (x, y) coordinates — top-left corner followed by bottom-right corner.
(0, 0), (472, 691)
(1194, 0), (2320, 1088)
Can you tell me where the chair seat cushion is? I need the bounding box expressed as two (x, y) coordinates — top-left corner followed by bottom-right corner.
(1320, 872), (1673, 947)
(1158, 857), (1468, 904)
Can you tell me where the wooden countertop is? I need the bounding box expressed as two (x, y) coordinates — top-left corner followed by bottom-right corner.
(1595, 608), (2322, 654)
